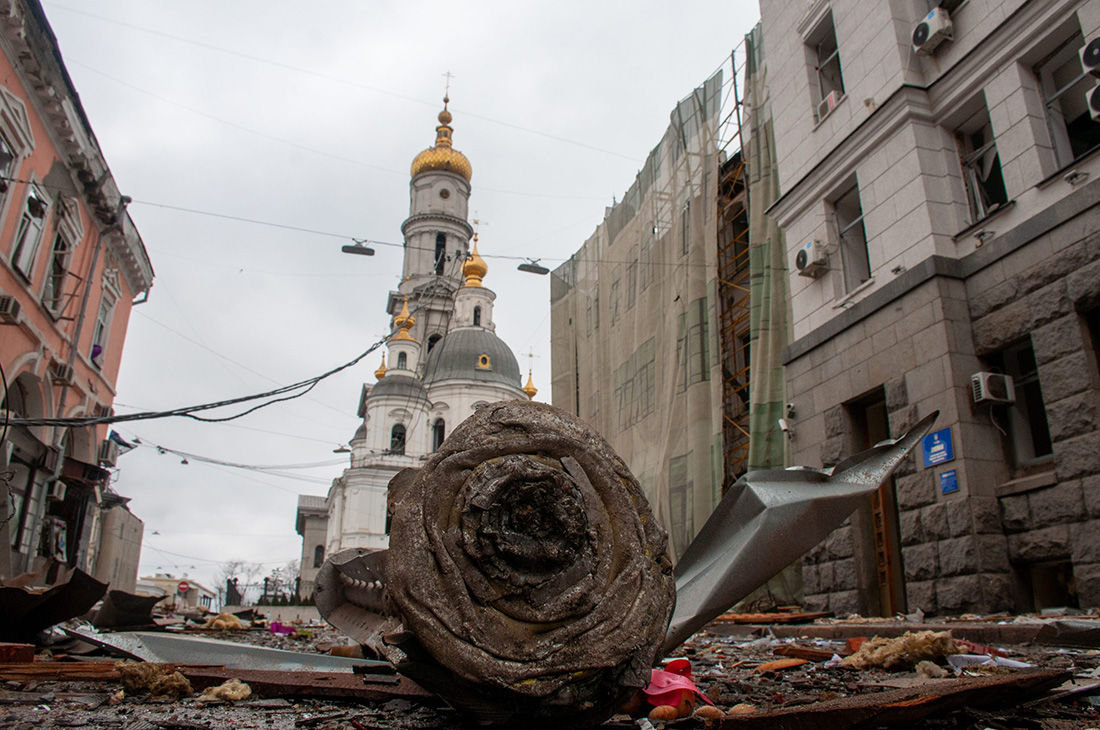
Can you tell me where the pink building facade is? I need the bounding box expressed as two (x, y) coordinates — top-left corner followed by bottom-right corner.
(0, 0), (152, 579)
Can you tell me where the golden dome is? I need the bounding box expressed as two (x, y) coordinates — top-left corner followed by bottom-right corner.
(391, 296), (419, 342)
(522, 369), (538, 399)
(393, 296), (416, 330)
(410, 97), (472, 181)
(374, 353), (387, 380)
(463, 235), (488, 287)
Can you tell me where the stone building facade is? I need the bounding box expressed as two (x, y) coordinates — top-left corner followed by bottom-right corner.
(760, 0), (1100, 615)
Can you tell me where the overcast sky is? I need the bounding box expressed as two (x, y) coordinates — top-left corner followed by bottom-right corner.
(43, 0), (760, 599)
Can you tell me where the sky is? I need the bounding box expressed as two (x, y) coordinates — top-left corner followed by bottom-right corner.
(42, 0), (761, 599)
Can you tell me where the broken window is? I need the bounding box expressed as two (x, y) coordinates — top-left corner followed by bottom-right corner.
(10, 187), (48, 279)
(42, 231), (72, 316)
(833, 182), (870, 292)
(90, 289), (116, 369)
(613, 338), (655, 431)
(808, 12), (844, 122)
(1036, 31), (1100, 167)
(987, 339), (1053, 467)
(956, 105), (1008, 222)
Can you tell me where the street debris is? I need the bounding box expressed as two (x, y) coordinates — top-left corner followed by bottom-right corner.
(840, 630), (960, 670)
(197, 677), (252, 702)
(202, 611), (247, 630)
(0, 568), (107, 642)
(116, 661), (193, 699)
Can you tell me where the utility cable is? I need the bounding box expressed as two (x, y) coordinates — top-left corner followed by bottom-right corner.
(5, 337), (386, 428)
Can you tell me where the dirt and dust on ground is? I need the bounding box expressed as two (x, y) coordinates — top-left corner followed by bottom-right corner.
(1, 610), (1099, 729)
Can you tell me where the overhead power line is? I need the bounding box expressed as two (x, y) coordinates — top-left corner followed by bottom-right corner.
(5, 337), (386, 428)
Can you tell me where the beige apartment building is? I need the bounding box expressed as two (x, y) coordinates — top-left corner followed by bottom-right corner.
(762, 0), (1100, 615)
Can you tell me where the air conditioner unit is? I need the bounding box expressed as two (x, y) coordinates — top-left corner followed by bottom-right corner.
(49, 361), (74, 384)
(98, 439), (119, 467)
(0, 294), (20, 323)
(970, 371), (1015, 405)
(795, 240), (828, 278)
(48, 480), (67, 501)
(912, 7), (953, 55)
(817, 89), (841, 120)
(92, 403), (113, 418)
(1082, 37), (1100, 76)
(1087, 83), (1100, 121)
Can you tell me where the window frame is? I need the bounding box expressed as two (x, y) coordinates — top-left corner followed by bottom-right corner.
(1036, 32), (1100, 167)
(832, 182), (871, 293)
(955, 106), (1009, 223)
(10, 184), (50, 280)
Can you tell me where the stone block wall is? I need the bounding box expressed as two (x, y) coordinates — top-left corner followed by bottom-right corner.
(970, 217), (1100, 609)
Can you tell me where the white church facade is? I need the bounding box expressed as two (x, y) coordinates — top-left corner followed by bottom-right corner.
(296, 99), (536, 596)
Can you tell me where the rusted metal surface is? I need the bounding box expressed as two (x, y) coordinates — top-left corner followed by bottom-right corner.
(663, 412), (938, 654)
(712, 669), (1071, 729)
(313, 546), (388, 645)
(180, 667), (435, 702)
(378, 400), (676, 727)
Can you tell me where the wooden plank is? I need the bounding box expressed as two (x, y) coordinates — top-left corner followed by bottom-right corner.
(179, 667), (436, 702)
(0, 644), (34, 664)
(713, 670), (1070, 729)
(772, 645), (840, 662)
(714, 611), (832, 624)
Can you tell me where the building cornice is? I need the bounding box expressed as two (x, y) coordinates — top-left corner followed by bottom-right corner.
(0, 0), (153, 295)
(400, 212), (473, 240)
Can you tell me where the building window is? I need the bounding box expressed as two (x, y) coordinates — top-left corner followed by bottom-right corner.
(432, 419), (445, 451)
(397, 352), (407, 369)
(677, 297), (710, 390)
(10, 187), (48, 279)
(956, 105), (1008, 221)
(390, 424), (406, 455)
(1036, 32), (1100, 167)
(680, 201), (691, 256)
(427, 333), (441, 353)
(42, 231), (72, 315)
(0, 135), (15, 208)
(90, 290), (116, 369)
(593, 285), (600, 330)
(473, 305), (481, 326)
(476, 353), (492, 369)
(640, 237), (653, 290)
(610, 277), (621, 324)
(833, 182), (870, 292)
(626, 255), (637, 310)
(434, 233), (446, 275)
(668, 453), (694, 556)
(614, 338), (655, 431)
(988, 339), (1053, 467)
(313, 545), (324, 568)
(808, 12), (844, 121)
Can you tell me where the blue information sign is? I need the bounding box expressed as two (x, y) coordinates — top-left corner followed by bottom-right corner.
(922, 427), (954, 467)
(940, 469), (959, 494)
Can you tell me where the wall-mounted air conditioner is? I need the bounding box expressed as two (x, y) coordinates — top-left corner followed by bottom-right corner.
(795, 240), (828, 278)
(912, 7), (953, 55)
(99, 439), (119, 467)
(49, 361), (74, 384)
(1081, 37), (1100, 76)
(1087, 83), (1100, 121)
(0, 294), (20, 324)
(970, 371), (1015, 405)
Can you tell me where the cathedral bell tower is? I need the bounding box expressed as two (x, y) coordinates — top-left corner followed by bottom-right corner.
(391, 96), (474, 359)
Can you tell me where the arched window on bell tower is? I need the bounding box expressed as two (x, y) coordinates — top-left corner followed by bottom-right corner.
(397, 352), (407, 369)
(390, 424), (406, 455)
(473, 306), (481, 327)
(313, 545), (324, 568)
(432, 419), (445, 451)
(435, 233), (446, 275)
